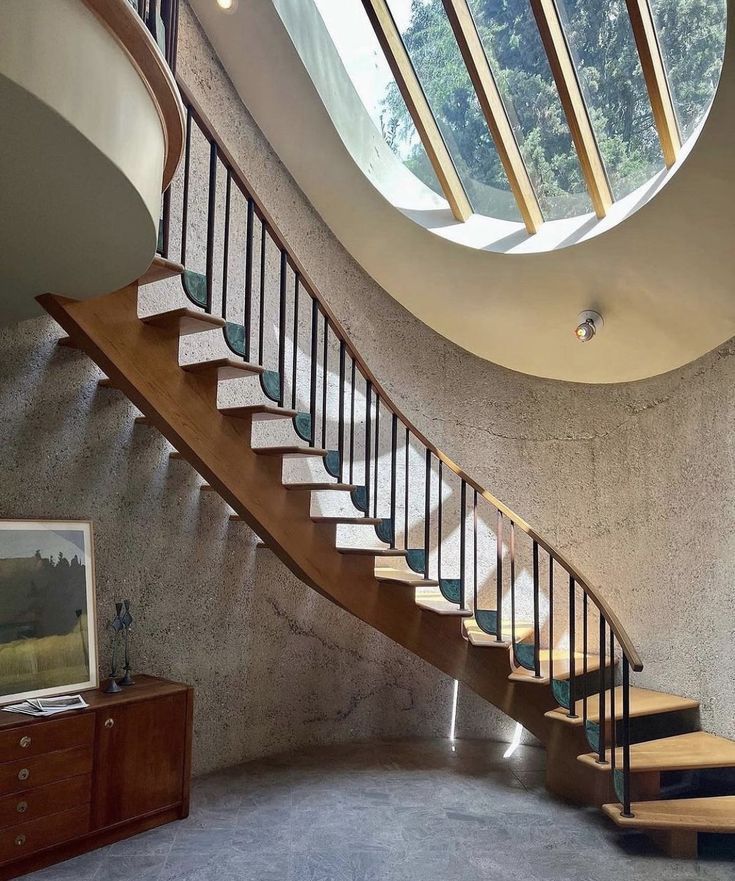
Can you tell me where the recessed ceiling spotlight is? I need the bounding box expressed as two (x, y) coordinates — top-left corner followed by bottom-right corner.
(574, 310), (603, 343)
(216, 0), (234, 9)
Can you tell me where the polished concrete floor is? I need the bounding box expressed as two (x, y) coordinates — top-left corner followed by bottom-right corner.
(27, 739), (735, 881)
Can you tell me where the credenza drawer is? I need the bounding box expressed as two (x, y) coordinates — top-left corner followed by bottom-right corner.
(0, 748), (92, 798)
(0, 805), (90, 865)
(0, 775), (91, 831)
(0, 715), (93, 764)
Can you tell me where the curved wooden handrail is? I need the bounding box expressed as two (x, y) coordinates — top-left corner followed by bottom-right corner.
(178, 78), (643, 673)
(83, 0), (185, 190)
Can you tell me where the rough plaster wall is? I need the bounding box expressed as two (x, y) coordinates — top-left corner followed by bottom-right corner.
(176, 4), (735, 737)
(1, 2), (733, 785)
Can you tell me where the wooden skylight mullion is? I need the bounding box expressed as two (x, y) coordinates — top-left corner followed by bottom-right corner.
(529, 0), (613, 219)
(360, 0), (473, 222)
(624, 0), (681, 168)
(442, 0), (544, 235)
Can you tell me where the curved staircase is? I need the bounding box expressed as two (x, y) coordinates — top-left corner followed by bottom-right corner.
(41, 65), (735, 860)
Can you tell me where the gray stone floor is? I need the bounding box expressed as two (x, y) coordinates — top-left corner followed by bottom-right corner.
(26, 739), (735, 880)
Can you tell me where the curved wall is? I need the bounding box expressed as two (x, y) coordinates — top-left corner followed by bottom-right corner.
(0, 0), (167, 323)
(190, 0), (735, 383)
(1, 3), (733, 777)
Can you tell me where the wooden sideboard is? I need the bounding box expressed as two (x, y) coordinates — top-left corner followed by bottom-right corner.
(0, 675), (192, 880)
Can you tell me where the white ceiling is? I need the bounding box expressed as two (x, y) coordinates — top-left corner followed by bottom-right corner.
(190, 0), (735, 383)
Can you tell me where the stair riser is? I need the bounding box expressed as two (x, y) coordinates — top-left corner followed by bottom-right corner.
(554, 665), (618, 709)
(586, 707), (701, 754)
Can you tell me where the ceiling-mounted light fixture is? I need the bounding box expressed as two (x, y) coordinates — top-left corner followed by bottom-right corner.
(574, 310), (603, 342)
(216, 0), (234, 9)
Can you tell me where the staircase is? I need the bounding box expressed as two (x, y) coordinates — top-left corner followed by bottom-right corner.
(39, 23), (735, 860)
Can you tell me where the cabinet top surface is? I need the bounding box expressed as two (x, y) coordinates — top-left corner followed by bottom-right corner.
(0, 676), (190, 730)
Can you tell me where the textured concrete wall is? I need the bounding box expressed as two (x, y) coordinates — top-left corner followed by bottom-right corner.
(0, 3), (733, 782)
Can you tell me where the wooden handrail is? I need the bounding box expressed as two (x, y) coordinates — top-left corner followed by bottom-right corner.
(83, 0), (185, 189)
(177, 77), (643, 673)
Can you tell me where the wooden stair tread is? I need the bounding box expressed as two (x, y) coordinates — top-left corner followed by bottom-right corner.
(312, 516), (382, 524)
(182, 358), (263, 379)
(253, 446), (327, 457)
(338, 547), (408, 557)
(580, 731), (735, 773)
(283, 483), (357, 492)
(509, 651), (606, 684)
(602, 796), (735, 832)
(221, 404), (296, 420)
(375, 568), (439, 587)
(139, 255), (184, 286)
(141, 308), (225, 335)
(415, 585), (471, 617)
(546, 687), (699, 726)
(463, 618), (534, 647)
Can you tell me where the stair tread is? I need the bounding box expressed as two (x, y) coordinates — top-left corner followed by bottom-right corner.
(183, 358), (263, 379)
(463, 617), (534, 647)
(221, 404), (296, 419)
(312, 516), (383, 524)
(254, 446), (328, 457)
(601, 796), (735, 832)
(284, 483), (357, 492)
(546, 686), (699, 726)
(376, 568), (439, 587)
(139, 255), (183, 286)
(580, 731), (735, 773)
(509, 651), (607, 684)
(142, 308), (225, 335)
(415, 585), (471, 617)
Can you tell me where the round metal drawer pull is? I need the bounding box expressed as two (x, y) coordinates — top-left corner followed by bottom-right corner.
(17, 768), (29, 782)
(15, 834), (26, 847)
(16, 801), (27, 814)
(19, 736), (31, 749)
(104, 718), (115, 729)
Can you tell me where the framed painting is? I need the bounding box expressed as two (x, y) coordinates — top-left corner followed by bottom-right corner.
(0, 520), (98, 704)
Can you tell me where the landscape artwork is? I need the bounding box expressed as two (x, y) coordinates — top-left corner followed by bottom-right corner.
(0, 520), (98, 703)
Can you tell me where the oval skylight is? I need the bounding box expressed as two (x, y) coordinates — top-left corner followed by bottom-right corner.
(312, 0), (726, 239)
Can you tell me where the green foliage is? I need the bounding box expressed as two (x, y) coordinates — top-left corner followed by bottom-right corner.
(381, 0), (725, 218)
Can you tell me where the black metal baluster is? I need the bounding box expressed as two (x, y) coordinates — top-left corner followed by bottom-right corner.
(496, 511), (503, 643)
(610, 632), (616, 774)
(533, 541), (541, 679)
(205, 140), (217, 314)
(180, 107), (192, 265)
(365, 381), (372, 514)
(338, 341), (346, 481)
(437, 462), (443, 586)
(291, 276), (300, 410)
(161, 186), (171, 258)
(473, 490), (478, 614)
(404, 428), (410, 550)
(510, 522), (516, 648)
(221, 169), (231, 320)
(389, 413), (397, 547)
(349, 359), (356, 483)
(597, 613), (607, 764)
(258, 222), (266, 366)
(309, 299), (319, 444)
(548, 557), (554, 681)
(582, 593), (588, 726)
(460, 481), (466, 609)
(244, 197), (254, 360)
(321, 313), (328, 449)
(423, 449), (431, 579)
(621, 657), (633, 817)
(568, 576), (577, 719)
(277, 251), (287, 404)
(373, 397), (380, 518)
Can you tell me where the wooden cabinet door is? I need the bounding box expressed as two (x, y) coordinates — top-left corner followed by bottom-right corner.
(92, 692), (187, 830)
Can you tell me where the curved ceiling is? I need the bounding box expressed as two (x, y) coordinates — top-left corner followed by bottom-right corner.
(189, 0), (735, 383)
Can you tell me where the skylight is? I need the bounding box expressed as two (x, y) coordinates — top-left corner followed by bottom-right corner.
(313, 0), (726, 234)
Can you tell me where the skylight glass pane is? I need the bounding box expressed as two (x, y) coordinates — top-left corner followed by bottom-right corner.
(313, 0), (443, 198)
(384, 0), (522, 222)
(555, 0), (664, 200)
(466, 0), (593, 220)
(648, 0), (727, 141)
